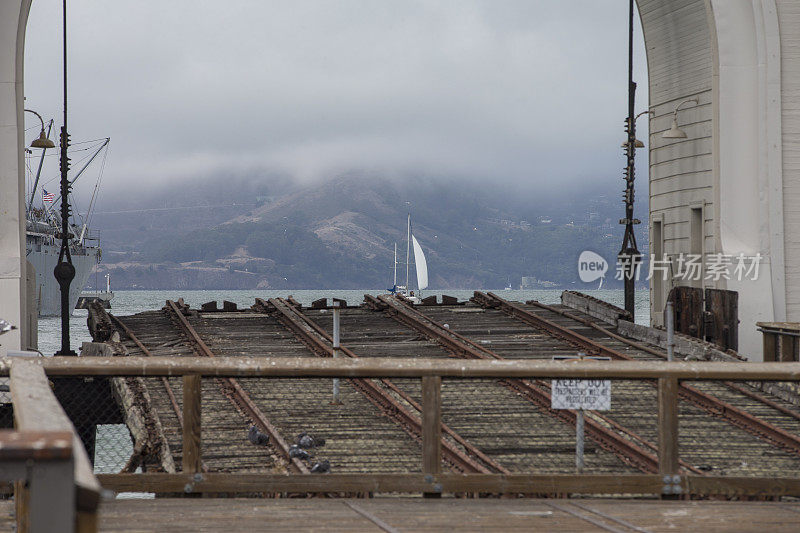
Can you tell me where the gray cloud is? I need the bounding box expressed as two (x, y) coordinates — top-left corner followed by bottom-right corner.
(23, 0), (648, 194)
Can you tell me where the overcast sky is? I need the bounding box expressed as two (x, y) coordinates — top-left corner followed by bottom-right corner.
(23, 0), (647, 197)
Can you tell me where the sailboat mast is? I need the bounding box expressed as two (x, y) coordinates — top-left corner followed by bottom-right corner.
(405, 213), (411, 292)
(393, 243), (397, 286)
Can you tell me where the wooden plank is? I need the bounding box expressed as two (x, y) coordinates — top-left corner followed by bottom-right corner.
(0, 430), (72, 461)
(658, 377), (679, 477)
(97, 473), (664, 495)
(421, 376), (442, 479)
(669, 287), (704, 339)
(182, 374), (201, 474)
(15, 356), (800, 381)
(684, 476), (800, 497)
(764, 332), (777, 362)
(705, 288), (738, 351)
(780, 336), (797, 363)
(9, 360), (101, 511)
(96, 473), (800, 497)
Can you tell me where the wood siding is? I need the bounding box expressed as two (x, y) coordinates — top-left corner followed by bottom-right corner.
(777, 1), (800, 320)
(639, 0), (714, 324)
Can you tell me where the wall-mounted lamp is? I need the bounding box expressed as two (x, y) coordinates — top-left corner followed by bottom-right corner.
(621, 110), (654, 148)
(25, 109), (55, 149)
(662, 98), (699, 139)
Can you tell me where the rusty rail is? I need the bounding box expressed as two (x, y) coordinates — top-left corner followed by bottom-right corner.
(164, 300), (310, 474)
(525, 298), (800, 424)
(255, 297), (503, 475)
(364, 294), (678, 474)
(475, 291), (800, 458)
(108, 313), (185, 426)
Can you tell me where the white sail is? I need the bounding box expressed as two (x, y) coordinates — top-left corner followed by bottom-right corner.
(411, 235), (428, 290)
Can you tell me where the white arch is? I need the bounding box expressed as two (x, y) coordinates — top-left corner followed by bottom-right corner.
(1, 1), (795, 359)
(0, 0), (32, 355)
(639, 0), (788, 359)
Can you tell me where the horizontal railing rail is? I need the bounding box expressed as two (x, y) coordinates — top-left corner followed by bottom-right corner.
(1, 356), (800, 380)
(3, 357), (800, 499)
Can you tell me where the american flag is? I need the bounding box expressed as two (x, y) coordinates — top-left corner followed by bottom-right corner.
(42, 189), (55, 203)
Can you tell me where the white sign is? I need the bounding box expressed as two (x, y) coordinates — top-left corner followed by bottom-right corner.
(551, 378), (611, 410)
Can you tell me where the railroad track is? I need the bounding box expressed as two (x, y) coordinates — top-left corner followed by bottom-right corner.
(471, 292), (800, 459)
(253, 297), (506, 475)
(151, 303), (457, 475)
(93, 294), (800, 480)
(94, 308), (280, 475)
(163, 300), (311, 474)
(362, 294), (695, 475)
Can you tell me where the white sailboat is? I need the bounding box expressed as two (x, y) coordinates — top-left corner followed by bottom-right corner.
(389, 214), (429, 303)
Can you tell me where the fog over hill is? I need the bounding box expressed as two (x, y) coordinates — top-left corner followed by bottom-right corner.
(88, 174), (648, 290)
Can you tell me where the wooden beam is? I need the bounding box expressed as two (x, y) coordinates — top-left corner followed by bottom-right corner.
(658, 377), (679, 477)
(96, 472), (800, 497)
(182, 374), (202, 474)
(9, 360), (101, 532)
(6, 357), (800, 381)
(763, 332), (777, 362)
(684, 475), (800, 497)
(421, 375), (442, 497)
(10, 361), (101, 505)
(780, 336), (797, 363)
(97, 473), (664, 495)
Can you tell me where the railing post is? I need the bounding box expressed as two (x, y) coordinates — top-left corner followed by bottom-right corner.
(182, 374), (202, 475)
(666, 301), (675, 361)
(421, 375), (442, 498)
(332, 301), (341, 404)
(658, 376), (680, 498)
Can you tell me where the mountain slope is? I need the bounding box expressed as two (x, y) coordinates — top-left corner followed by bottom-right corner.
(92, 174), (647, 290)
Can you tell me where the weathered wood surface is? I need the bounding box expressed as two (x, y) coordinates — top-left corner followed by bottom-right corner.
(421, 375), (442, 477)
(4, 356), (800, 380)
(1, 497), (798, 533)
(74, 299), (800, 490)
(182, 374), (201, 474)
(10, 361), (101, 510)
(96, 472), (800, 497)
(658, 377), (679, 476)
(98, 473), (665, 494)
(0, 430), (72, 461)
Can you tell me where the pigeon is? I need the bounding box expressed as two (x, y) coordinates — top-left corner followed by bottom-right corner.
(297, 432), (326, 449)
(248, 425), (270, 446)
(310, 460), (330, 474)
(0, 319), (15, 336)
(288, 445), (310, 460)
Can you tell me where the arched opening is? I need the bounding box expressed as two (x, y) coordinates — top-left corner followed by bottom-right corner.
(2, 1), (789, 360)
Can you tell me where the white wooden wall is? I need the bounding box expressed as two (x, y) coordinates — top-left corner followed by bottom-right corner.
(777, 0), (800, 321)
(639, 0), (715, 325)
(0, 0), (31, 355)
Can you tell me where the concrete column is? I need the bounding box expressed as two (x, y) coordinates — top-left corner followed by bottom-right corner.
(0, 1), (32, 356)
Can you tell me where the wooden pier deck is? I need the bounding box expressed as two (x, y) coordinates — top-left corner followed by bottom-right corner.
(3, 497), (800, 532)
(88, 292), (800, 481)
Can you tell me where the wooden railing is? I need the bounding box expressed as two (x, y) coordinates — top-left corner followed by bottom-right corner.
(2, 357), (800, 499)
(1, 360), (101, 533)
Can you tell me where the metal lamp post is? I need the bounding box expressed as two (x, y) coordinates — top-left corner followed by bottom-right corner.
(618, 0), (642, 318)
(55, 0), (76, 355)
